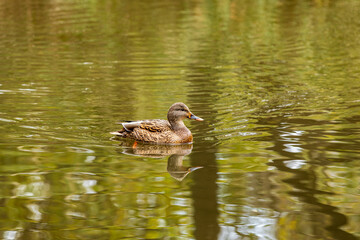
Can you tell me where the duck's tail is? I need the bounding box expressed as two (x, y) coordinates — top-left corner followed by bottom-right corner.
(110, 131), (123, 136)
(110, 127), (127, 136)
(111, 121), (141, 136)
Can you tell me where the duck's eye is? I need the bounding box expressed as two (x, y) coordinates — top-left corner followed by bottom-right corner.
(177, 108), (187, 112)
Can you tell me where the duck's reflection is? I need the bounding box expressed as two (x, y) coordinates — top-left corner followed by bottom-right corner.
(167, 154), (203, 181)
(117, 141), (203, 181)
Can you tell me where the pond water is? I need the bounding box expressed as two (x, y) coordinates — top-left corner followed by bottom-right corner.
(1, 0), (360, 239)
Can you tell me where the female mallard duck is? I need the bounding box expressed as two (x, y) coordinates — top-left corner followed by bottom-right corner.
(111, 102), (203, 144)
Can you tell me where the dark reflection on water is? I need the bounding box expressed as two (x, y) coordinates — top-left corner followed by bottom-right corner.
(263, 116), (358, 240)
(1, 0), (360, 239)
(190, 83), (221, 240)
(271, 157), (356, 240)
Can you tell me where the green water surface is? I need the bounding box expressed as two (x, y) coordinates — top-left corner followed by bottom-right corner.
(1, 0), (360, 239)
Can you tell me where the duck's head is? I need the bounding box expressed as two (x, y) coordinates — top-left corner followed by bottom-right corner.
(167, 102), (204, 123)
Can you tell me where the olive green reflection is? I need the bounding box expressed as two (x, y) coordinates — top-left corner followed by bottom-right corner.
(1, 0), (360, 239)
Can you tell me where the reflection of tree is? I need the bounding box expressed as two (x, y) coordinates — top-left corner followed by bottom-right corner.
(191, 151), (220, 240)
(187, 69), (222, 239)
(255, 113), (358, 240)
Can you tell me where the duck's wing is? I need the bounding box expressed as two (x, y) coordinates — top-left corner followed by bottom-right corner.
(122, 120), (170, 133)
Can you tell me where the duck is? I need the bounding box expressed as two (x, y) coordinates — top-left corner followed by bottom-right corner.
(110, 102), (203, 144)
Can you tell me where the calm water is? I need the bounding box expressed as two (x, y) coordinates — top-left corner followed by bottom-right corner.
(1, 0), (360, 239)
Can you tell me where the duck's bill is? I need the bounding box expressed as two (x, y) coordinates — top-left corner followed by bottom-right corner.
(190, 114), (204, 121)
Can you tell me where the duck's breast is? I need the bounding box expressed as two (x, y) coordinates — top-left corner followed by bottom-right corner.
(174, 128), (193, 143)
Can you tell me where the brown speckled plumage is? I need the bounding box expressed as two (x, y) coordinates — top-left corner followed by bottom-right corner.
(111, 102), (203, 144)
